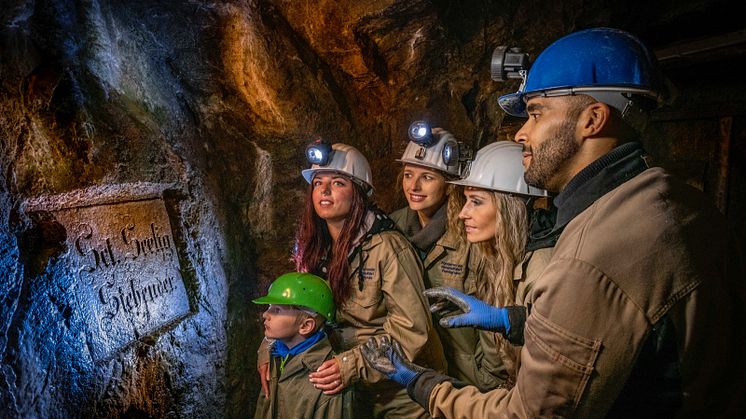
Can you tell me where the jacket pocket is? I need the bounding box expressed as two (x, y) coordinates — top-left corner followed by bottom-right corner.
(348, 273), (382, 308)
(521, 309), (601, 413)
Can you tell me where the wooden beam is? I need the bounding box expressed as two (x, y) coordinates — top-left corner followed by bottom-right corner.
(655, 30), (746, 63)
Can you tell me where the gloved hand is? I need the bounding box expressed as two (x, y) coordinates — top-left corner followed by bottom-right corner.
(361, 336), (427, 387)
(424, 287), (510, 334)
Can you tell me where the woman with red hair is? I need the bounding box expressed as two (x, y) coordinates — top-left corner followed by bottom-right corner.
(262, 142), (445, 418)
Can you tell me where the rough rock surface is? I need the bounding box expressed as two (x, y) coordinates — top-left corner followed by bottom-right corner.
(1, 0), (744, 417)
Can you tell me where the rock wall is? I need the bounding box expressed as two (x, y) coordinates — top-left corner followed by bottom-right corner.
(1, 0), (744, 417)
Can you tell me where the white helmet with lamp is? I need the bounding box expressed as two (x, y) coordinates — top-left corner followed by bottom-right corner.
(302, 141), (373, 196)
(449, 141), (547, 197)
(398, 121), (469, 177)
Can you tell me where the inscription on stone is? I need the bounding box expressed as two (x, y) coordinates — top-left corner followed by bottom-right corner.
(51, 197), (191, 361)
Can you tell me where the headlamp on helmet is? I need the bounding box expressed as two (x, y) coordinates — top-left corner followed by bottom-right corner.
(306, 139), (333, 166)
(442, 141), (458, 166)
(408, 120), (437, 147)
(442, 140), (473, 170)
(495, 28), (662, 125)
(400, 121), (472, 177)
(490, 46), (530, 82)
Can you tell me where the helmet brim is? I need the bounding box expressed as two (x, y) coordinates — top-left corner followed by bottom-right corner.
(448, 178), (549, 197)
(301, 168), (374, 196)
(498, 92), (528, 118)
(252, 295), (288, 305)
(396, 158), (456, 176)
(447, 179), (488, 189)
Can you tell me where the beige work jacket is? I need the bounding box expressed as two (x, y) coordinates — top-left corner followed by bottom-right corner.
(427, 168), (745, 418)
(424, 227), (508, 389)
(513, 247), (554, 306)
(333, 229), (447, 386)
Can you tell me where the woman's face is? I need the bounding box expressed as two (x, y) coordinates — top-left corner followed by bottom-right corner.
(459, 187), (497, 243)
(402, 164), (448, 216)
(312, 172), (355, 224)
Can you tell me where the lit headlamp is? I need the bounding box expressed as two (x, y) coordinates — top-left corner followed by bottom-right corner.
(446, 140), (473, 175)
(442, 140), (459, 166)
(305, 139), (333, 166)
(408, 121), (436, 147)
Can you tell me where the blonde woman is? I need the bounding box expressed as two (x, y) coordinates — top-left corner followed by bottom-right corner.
(443, 141), (553, 383)
(390, 127), (507, 390)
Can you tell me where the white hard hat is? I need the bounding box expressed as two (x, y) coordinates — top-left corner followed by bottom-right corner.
(302, 143), (373, 195)
(449, 142), (547, 197)
(397, 128), (460, 176)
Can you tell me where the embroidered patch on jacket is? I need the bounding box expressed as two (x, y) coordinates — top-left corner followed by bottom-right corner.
(361, 268), (376, 280)
(440, 262), (464, 275)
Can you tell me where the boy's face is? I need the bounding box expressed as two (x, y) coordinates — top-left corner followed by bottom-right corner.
(261, 304), (303, 341)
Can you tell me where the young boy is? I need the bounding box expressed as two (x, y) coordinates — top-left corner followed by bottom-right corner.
(253, 272), (352, 419)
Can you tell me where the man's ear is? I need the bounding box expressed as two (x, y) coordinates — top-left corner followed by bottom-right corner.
(578, 102), (611, 138)
(298, 317), (317, 336)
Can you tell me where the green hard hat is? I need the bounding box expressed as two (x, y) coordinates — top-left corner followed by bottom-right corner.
(253, 272), (336, 322)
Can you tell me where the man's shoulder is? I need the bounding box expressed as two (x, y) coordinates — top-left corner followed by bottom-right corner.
(575, 167), (717, 229)
(555, 165), (725, 270)
(550, 167), (726, 311)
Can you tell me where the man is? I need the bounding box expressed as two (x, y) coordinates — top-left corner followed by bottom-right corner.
(361, 27), (745, 418)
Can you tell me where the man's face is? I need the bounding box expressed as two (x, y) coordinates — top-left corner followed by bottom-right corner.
(514, 96), (582, 192)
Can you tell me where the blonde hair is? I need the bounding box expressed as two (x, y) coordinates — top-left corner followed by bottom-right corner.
(473, 191), (528, 383)
(294, 306), (326, 333)
(446, 184), (466, 243)
(474, 192), (528, 307)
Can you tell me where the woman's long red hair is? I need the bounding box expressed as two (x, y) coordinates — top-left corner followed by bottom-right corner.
(294, 181), (369, 307)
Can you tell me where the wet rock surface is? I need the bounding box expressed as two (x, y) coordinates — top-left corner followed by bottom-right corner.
(1, 0), (744, 417)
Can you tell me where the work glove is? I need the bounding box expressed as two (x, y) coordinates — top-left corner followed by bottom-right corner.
(424, 287), (511, 334)
(361, 336), (427, 387)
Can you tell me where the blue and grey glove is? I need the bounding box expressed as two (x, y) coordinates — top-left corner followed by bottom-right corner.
(425, 287), (527, 345)
(361, 336), (427, 387)
(424, 287), (510, 332)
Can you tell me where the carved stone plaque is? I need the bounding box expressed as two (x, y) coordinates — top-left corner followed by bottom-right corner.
(50, 197), (191, 361)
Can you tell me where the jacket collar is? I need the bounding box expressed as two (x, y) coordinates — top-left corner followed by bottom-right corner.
(347, 209), (398, 289)
(526, 205), (559, 251)
(551, 141), (650, 234)
(274, 337), (333, 381)
(513, 250), (534, 282)
(349, 208), (398, 254)
(436, 226), (461, 251)
(402, 205), (448, 254)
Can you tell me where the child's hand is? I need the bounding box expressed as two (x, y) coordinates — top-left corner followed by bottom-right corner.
(258, 362), (270, 398)
(309, 359), (344, 395)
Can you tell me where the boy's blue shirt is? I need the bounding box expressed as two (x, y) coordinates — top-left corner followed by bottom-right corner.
(271, 329), (326, 359)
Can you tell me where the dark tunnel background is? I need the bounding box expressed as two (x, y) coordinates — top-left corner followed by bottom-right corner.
(1, 0), (745, 417)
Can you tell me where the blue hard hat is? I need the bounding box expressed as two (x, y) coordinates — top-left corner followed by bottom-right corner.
(499, 28), (662, 117)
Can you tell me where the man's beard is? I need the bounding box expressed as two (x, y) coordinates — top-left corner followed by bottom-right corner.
(524, 118), (580, 190)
